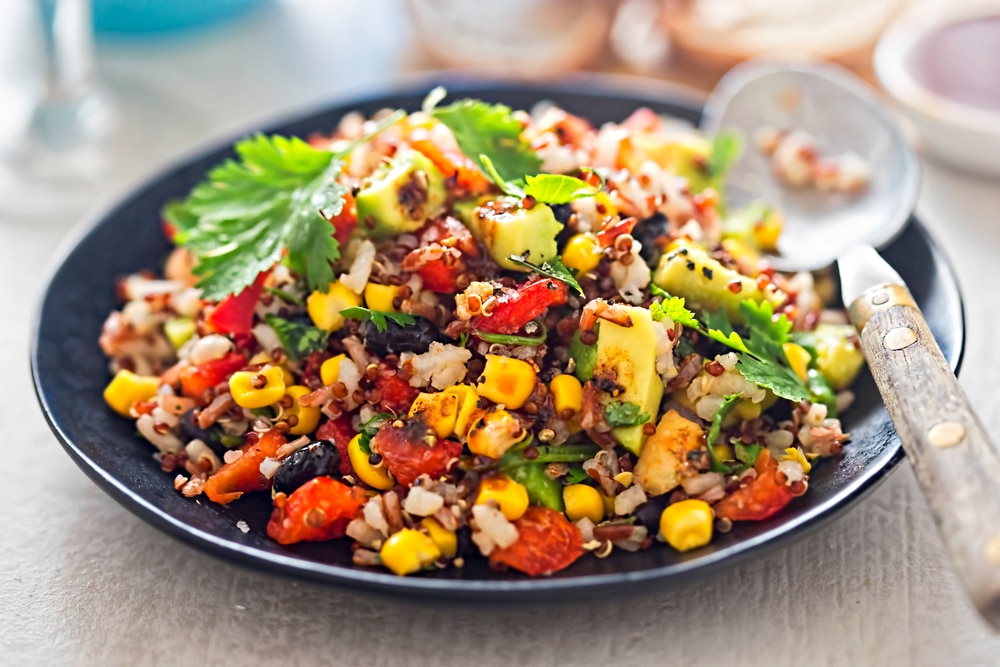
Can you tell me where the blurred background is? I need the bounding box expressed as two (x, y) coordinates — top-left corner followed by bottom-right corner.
(2, 0), (996, 224)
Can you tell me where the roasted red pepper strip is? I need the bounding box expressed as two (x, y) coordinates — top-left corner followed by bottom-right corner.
(204, 429), (286, 505)
(328, 191), (358, 245)
(375, 363), (419, 415)
(372, 415), (463, 487)
(473, 278), (569, 335)
(490, 507), (585, 576)
(266, 476), (366, 545)
(713, 449), (798, 522)
(205, 272), (268, 335)
(316, 415), (357, 477)
(178, 352), (247, 399)
(410, 130), (492, 195)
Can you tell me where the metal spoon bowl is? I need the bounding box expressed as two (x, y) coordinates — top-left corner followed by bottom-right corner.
(701, 59), (920, 272)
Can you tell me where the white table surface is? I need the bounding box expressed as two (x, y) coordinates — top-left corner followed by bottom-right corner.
(4, 2), (1000, 665)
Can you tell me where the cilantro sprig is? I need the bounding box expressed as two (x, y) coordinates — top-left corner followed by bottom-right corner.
(604, 401), (650, 428)
(339, 306), (416, 333)
(705, 394), (761, 474)
(508, 253), (583, 296)
(480, 154), (603, 205)
(357, 412), (393, 455)
(649, 295), (700, 328)
(263, 314), (329, 361)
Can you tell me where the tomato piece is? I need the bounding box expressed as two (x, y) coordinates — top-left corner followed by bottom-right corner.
(411, 131), (492, 195)
(204, 429), (286, 505)
(372, 415), (463, 486)
(489, 507), (585, 576)
(416, 260), (462, 293)
(178, 352), (247, 398)
(713, 450), (797, 522)
(315, 415), (357, 477)
(473, 278), (569, 335)
(162, 219), (178, 241)
(328, 191), (358, 245)
(205, 272), (268, 335)
(266, 476), (366, 545)
(404, 217), (479, 293)
(375, 363), (419, 414)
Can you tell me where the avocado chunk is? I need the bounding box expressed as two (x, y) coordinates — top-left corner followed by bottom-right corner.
(355, 148), (447, 240)
(468, 197), (562, 271)
(594, 305), (664, 455)
(569, 329), (597, 382)
(653, 241), (782, 324)
(659, 135), (714, 194)
(812, 323), (865, 390)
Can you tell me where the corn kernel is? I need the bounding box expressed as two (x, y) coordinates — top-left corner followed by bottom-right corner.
(659, 499), (714, 552)
(734, 399), (762, 421)
(783, 342), (812, 383)
(248, 351), (272, 366)
(561, 232), (603, 275)
(550, 374), (583, 417)
(320, 354), (347, 386)
(711, 443), (734, 463)
(307, 281), (362, 332)
(753, 208), (783, 251)
(782, 446), (812, 474)
(379, 528), (441, 576)
(229, 366), (286, 409)
(348, 434), (394, 490)
(613, 471), (633, 488)
(593, 191), (618, 219)
(282, 385), (321, 436)
(408, 392), (458, 439)
(563, 484), (604, 523)
(364, 282), (400, 313)
(477, 354), (537, 410)
(103, 369), (160, 417)
(476, 475), (530, 521)
(163, 316), (195, 350)
(443, 384), (479, 439)
(466, 409), (526, 459)
(420, 517), (458, 558)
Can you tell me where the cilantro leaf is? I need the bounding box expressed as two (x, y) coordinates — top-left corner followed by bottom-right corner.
(263, 314), (329, 361)
(264, 286), (304, 306)
(340, 306), (416, 333)
(649, 283), (670, 299)
(737, 356), (809, 402)
(507, 254), (584, 296)
(174, 134), (346, 301)
(432, 99), (542, 182)
(522, 171), (602, 204)
(707, 131), (742, 178)
(706, 394), (741, 474)
(734, 441), (761, 467)
(357, 412), (393, 455)
(649, 296), (699, 328)
(564, 467), (590, 485)
(604, 401), (650, 427)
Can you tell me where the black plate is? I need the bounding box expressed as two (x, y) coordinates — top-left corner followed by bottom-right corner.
(31, 78), (965, 600)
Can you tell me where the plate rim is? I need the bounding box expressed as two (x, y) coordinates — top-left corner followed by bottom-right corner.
(30, 75), (966, 598)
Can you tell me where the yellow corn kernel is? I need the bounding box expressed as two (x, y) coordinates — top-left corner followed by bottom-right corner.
(307, 281), (362, 332)
(711, 443), (734, 463)
(103, 369), (160, 417)
(561, 232), (603, 275)
(477, 354), (537, 410)
(599, 491), (615, 516)
(466, 409), (526, 459)
(782, 446), (812, 474)
(753, 208), (783, 251)
(279, 366), (295, 387)
(734, 399), (762, 421)
(348, 434), (394, 490)
(443, 384), (479, 439)
(550, 374), (583, 418)
(228, 366), (286, 409)
(593, 191), (618, 219)
(320, 354), (347, 386)
(379, 528), (441, 576)
(563, 484), (604, 523)
(248, 351), (272, 366)
(420, 517), (458, 558)
(282, 385), (321, 436)
(476, 475), (530, 521)
(783, 342), (812, 383)
(720, 238), (762, 275)
(659, 499), (714, 552)
(408, 392), (458, 439)
(364, 282), (401, 313)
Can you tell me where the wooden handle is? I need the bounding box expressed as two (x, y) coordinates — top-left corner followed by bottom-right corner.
(855, 286), (1000, 629)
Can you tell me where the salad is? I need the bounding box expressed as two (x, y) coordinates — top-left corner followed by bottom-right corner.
(99, 89), (865, 577)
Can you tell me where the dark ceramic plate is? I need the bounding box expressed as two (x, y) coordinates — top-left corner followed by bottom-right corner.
(32, 79), (965, 600)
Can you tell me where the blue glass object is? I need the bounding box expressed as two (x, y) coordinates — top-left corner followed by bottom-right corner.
(91, 0), (264, 33)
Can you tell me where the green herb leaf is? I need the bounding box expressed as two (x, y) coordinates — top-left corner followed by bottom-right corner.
(707, 131), (742, 178)
(563, 467), (590, 485)
(604, 400), (650, 428)
(735, 300), (809, 402)
(173, 134), (346, 301)
(706, 394), (742, 473)
(358, 412), (393, 455)
(522, 171), (601, 204)
(263, 314), (329, 361)
(477, 320), (548, 347)
(478, 154), (525, 198)
(649, 296), (699, 328)
(340, 306), (416, 333)
(648, 283), (670, 299)
(458, 330), (470, 348)
(734, 441), (762, 467)
(264, 286), (304, 306)
(507, 254), (584, 296)
(432, 99), (542, 183)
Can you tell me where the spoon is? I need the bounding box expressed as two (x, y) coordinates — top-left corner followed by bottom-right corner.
(703, 59), (1000, 629)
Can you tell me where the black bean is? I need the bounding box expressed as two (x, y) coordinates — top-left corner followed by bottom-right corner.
(178, 409), (226, 456)
(634, 494), (670, 534)
(273, 441), (342, 495)
(633, 213), (670, 265)
(361, 316), (441, 357)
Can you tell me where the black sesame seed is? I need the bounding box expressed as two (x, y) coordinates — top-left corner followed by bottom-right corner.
(702, 267), (714, 280)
